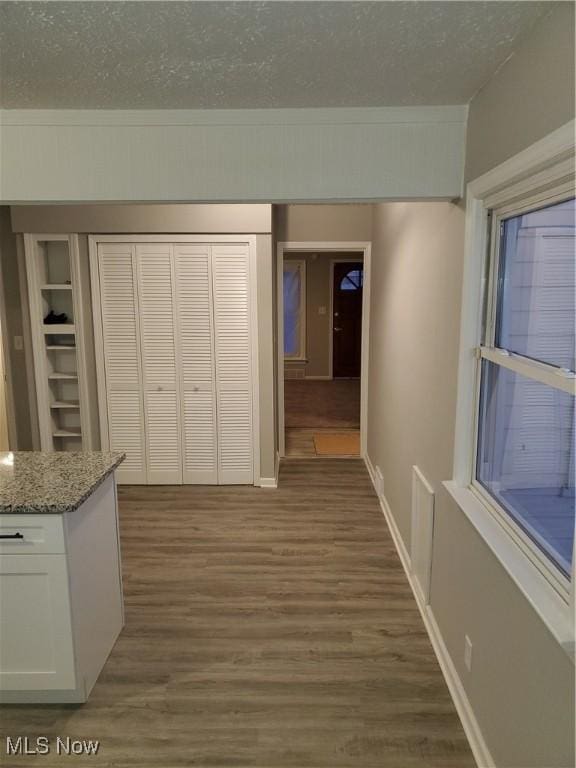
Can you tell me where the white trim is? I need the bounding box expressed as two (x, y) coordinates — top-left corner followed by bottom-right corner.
(480, 347), (576, 395)
(16, 235), (40, 449)
(282, 258), (307, 362)
(88, 236), (110, 451)
(277, 241), (372, 459)
(445, 481), (574, 658)
(248, 236), (261, 486)
(260, 451), (280, 488)
(453, 120), (576, 644)
(1, 106), (468, 128)
(0, 245), (17, 448)
(329, 257), (364, 380)
(365, 454), (496, 768)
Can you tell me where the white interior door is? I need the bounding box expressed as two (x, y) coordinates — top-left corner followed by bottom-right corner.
(97, 244), (146, 484)
(136, 244), (182, 484)
(174, 245), (218, 484)
(212, 245), (254, 484)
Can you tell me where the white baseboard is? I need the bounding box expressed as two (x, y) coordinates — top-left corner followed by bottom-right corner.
(364, 453), (495, 768)
(259, 451), (280, 489)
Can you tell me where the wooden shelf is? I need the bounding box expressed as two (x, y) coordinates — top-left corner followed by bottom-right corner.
(43, 324), (76, 334)
(50, 401), (80, 409)
(41, 284), (73, 290)
(48, 372), (78, 380)
(53, 429), (82, 438)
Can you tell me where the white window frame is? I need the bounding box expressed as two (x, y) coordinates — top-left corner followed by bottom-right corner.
(445, 120), (576, 658)
(283, 259), (306, 361)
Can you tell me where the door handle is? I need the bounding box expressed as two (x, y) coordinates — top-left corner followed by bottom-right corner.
(334, 327), (343, 332)
(0, 532), (24, 540)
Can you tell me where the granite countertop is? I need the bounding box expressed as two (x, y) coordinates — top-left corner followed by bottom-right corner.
(0, 451), (125, 514)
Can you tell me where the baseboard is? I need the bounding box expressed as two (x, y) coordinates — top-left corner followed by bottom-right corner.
(259, 451), (280, 489)
(364, 453), (495, 768)
(304, 375), (333, 380)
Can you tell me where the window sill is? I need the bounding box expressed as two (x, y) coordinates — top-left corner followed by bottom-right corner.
(443, 480), (574, 662)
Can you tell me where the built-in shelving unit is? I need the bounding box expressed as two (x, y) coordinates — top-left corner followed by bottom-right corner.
(25, 234), (97, 451)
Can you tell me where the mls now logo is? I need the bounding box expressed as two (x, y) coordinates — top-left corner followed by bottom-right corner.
(6, 736), (100, 756)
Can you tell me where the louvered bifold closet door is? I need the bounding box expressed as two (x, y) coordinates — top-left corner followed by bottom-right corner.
(97, 244), (146, 484)
(173, 245), (218, 484)
(136, 244), (182, 484)
(212, 245), (254, 484)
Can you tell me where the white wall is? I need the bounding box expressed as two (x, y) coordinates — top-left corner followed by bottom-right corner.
(465, 3), (575, 181)
(367, 201), (574, 768)
(0, 107), (466, 202)
(366, 8), (575, 766)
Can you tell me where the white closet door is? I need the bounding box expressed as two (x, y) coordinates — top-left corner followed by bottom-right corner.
(97, 244), (146, 484)
(173, 245), (218, 484)
(212, 245), (254, 484)
(136, 244), (182, 484)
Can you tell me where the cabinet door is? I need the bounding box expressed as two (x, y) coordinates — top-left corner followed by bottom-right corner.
(212, 245), (254, 484)
(98, 244), (147, 483)
(136, 244), (182, 484)
(0, 555), (76, 692)
(174, 245), (218, 484)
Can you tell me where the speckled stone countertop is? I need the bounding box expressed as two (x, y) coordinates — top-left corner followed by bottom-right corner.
(0, 451), (125, 514)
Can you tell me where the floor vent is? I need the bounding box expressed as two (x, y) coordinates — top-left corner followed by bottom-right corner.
(411, 466), (435, 606)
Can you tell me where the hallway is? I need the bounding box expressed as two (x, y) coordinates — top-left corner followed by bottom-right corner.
(285, 379), (361, 457)
(0, 460), (474, 768)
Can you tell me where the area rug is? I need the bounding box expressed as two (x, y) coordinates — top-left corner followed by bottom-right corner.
(313, 431), (360, 456)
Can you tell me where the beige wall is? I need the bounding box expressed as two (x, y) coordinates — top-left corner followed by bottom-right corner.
(276, 204), (372, 243)
(367, 202), (464, 544)
(0, 208), (35, 449)
(10, 204), (272, 235)
(367, 201), (574, 767)
(367, 8), (575, 767)
(465, 3), (575, 182)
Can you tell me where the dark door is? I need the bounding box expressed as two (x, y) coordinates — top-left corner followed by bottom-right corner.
(332, 262), (363, 378)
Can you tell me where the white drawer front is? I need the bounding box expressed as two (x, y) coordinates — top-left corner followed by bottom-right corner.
(0, 515), (65, 555)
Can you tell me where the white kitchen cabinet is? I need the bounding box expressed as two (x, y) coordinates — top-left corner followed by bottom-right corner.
(90, 236), (258, 486)
(0, 474), (124, 704)
(0, 553), (76, 692)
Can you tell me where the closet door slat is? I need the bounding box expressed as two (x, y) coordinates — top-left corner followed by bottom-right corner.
(97, 244), (146, 484)
(136, 244), (182, 484)
(212, 245), (254, 484)
(173, 245), (218, 484)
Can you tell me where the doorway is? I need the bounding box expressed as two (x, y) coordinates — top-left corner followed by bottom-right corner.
(332, 261), (363, 379)
(277, 242), (371, 460)
(0, 309), (10, 451)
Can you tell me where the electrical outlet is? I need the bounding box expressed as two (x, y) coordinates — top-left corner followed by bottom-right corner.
(464, 635), (473, 671)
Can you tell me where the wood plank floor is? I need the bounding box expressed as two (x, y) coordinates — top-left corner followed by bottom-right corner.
(285, 427), (360, 458)
(284, 380), (361, 429)
(0, 460), (475, 768)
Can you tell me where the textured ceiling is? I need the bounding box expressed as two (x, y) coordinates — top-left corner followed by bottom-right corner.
(0, 1), (554, 109)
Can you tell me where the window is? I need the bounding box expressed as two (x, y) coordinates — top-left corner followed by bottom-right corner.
(340, 268), (363, 291)
(283, 260), (306, 359)
(474, 196), (575, 591)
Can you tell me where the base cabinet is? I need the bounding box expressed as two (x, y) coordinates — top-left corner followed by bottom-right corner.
(0, 475), (123, 703)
